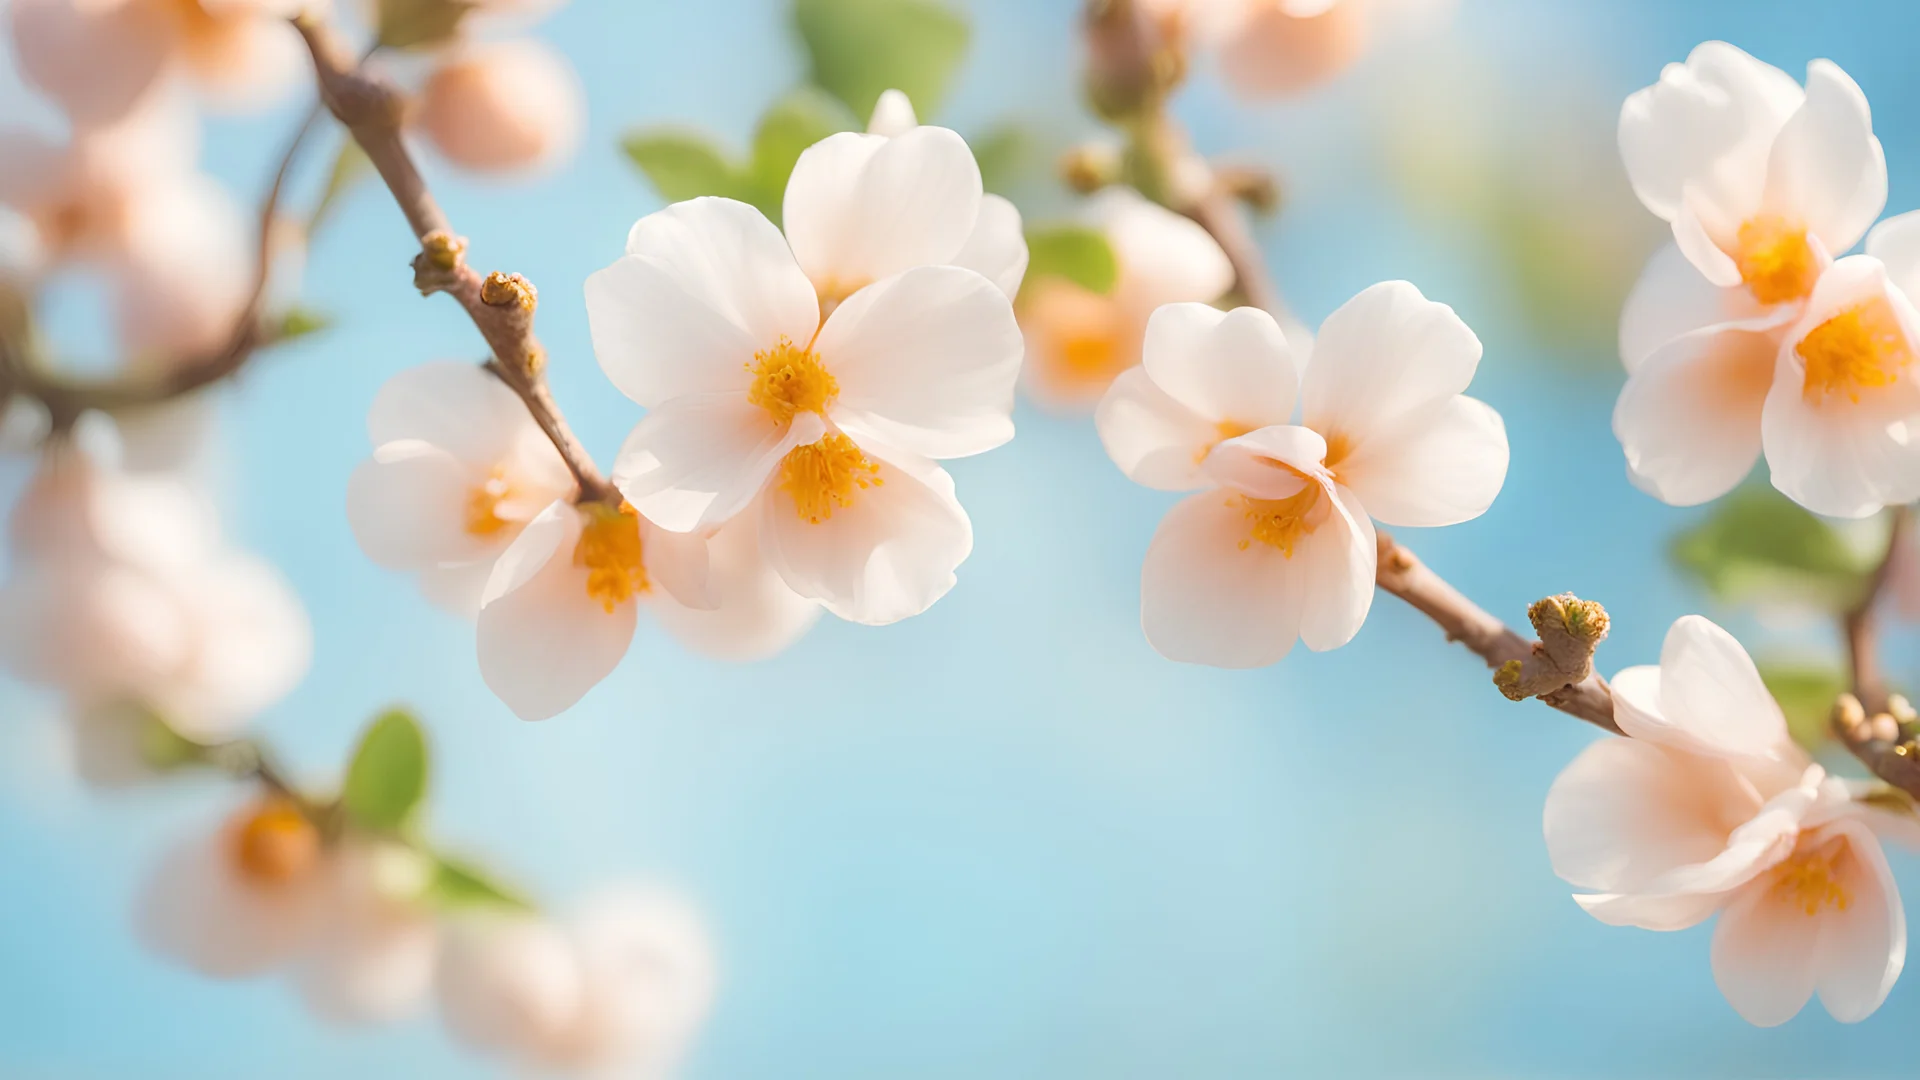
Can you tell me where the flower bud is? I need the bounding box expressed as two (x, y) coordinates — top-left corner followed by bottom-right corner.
(418, 39), (584, 175)
(1217, 0), (1368, 100)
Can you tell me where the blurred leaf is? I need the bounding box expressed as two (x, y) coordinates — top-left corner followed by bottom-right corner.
(377, 0), (476, 49)
(970, 122), (1032, 196)
(1671, 487), (1874, 610)
(425, 854), (535, 913)
(308, 141), (370, 235)
(1758, 661), (1846, 751)
(623, 129), (746, 204)
(273, 307), (332, 344)
(342, 709), (429, 832)
(137, 709), (205, 771)
(794, 0), (970, 120)
(623, 91), (854, 224)
(1022, 225), (1117, 297)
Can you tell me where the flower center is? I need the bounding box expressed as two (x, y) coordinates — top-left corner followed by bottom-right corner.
(1769, 838), (1851, 917)
(1798, 297), (1912, 403)
(1733, 215), (1818, 306)
(748, 337), (837, 423)
(778, 433), (883, 524)
(1237, 483), (1326, 557)
(464, 468), (516, 536)
(231, 799), (319, 887)
(1059, 332), (1123, 380)
(573, 502), (649, 612)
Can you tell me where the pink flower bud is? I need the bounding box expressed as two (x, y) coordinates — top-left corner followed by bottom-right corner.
(8, 0), (171, 127)
(1217, 0), (1369, 100)
(418, 39), (583, 175)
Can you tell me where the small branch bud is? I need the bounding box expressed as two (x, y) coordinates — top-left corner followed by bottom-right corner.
(1061, 144), (1123, 194)
(479, 271), (536, 312)
(412, 231), (468, 294)
(1214, 164), (1282, 215)
(1493, 593), (1611, 704)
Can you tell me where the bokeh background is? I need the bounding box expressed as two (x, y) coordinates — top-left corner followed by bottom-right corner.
(7, 0), (1920, 1076)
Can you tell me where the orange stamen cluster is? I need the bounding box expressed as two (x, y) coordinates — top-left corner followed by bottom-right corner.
(1799, 297), (1913, 403)
(779, 433), (883, 524)
(574, 502), (649, 612)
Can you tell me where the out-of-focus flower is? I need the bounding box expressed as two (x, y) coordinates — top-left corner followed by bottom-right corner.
(9, 0), (307, 127)
(295, 839), (441, 1023)
(1545, 614), (1908, 1026)
(347, 362), (576, 617)
(437, 887), (716, 1076)
(1613, 43), (1920, 518)
(1021, 187), (1232, 408)
(0, 447), (310, 750)
(416, 38), (584, 175)
(585, 186), (1023, 626)
(1142, 0), (1449, 100)
(1096, 282), (1506, 666)
(862, 88), (1028, 300)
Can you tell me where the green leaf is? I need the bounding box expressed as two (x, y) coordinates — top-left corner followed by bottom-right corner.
(746, 89), (855, 224)
(424, 854), (535, 913)
(1670, 487), (1875, 610)
(1757, 661), (1846, 751)
(273, 307), (332, 344)
(622, 129), (746, 205)
(794, 0), (970, 120)
(376, 0), (476, 49)
(341, 709), (429, 832)
(969, 122), (1032, 196)
(1021, 225), (1118, 297)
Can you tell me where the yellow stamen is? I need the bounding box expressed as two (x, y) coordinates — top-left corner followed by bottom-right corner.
(779, 433), (883, 524)
(1216, 420), (1253, 442)
(747, 337), (837, 423)
(1734, 215), (1819, 306)
(231, 799), (319, 886)
(574, 502), (649, 612)
(1799, 296), (1913, 403)
(1770, 838), (1851, 917)
(1236, 483), (1326, 557)
(464, 468), (515, 536)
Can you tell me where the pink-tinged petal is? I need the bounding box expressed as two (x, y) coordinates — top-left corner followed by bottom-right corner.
(638, 518), (713, 611)
(416, 559), (496, 619)
(783, 127), (981, 293)
(1140, 303), (1298, 429)
(1336, 395), (1507, 527)
(1761, 60), (1886, 258)
(1215, 0), (1368, 100)
(1094, 365), (1218, 492)
(952, 194), (1028, 300)
(9, 0), (172, 127)
(1613, 321), (1776, 507)
(1203, 426), (1327, 500)
(477, 503), (637, 721)
(347, 441), (491, 571)
(1300, 281), (1483, 450)
(296, 845), (438, 1024)
(418, 39), (584, 175)
(1545, 737), (1761, 893)
(650, 510), (820, 660)
(1810, 819), (1905, 1022)
(1618, 41), (1802, 224)
(152, 552), (311, 741)
(1574, 889), (1727, 932)
(1672, 195), (1746, 287)
(1295, 483), (1375, 652)
(176, 2), (304, 111)
(367, 362), (529, 466)
(1580, 792), (1808, 932)
(610, 394), (809, 534)
(567, 888), (718, 1074)
(1139, 489), (1309, 667)
(1764, 256), (1920, 518)
(758, 440), (971, 625)
(588, 198), (818, 408)
(436, 914), (587, 1061)
(1619, 244), (1770, 373)
(1092, 188), (1233, 310)
(1712, 873), (1822, 1025)
(136, 812), (327, 977)
(818, 265), (1022, 460)
(1650, 615), (1795, 760)
(111, 173), (251, 360)
(1866, 210), (1920, 301)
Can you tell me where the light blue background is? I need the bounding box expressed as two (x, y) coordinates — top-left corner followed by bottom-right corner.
(6, 0), (1920, 1076)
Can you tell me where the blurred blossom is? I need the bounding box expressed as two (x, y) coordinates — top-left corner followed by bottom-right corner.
(1021, 187), (1231, 409)
(437, 887), (715, 1076)
(1544, 615), (1909, 1026)
(584, 125), (1025, 631)
(1613, 43), (1916, 519)
(1097, 282), (1506, 666)
(417, 38), (585, 175)
(1149, 0), (1452, 100)
(8, 0), (306, 127)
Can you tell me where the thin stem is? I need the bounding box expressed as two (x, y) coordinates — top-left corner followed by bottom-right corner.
(291, 12), (616, 503)
(1834, 507), (1920, 797)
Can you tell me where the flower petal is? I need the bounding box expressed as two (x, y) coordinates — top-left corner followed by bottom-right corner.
(347, 441), (491, 570)
(650, 510), (821, 660)
(758, 440), (971, 625)
(416, 559), (496, 619)
(1295, 483), (1376, 652)
(1139, 489), (1308, 667)
(1646, 615), (1795, 761)
(1619, 243), (1769, 373)
(1811, 819), (1905, 1023)
(1094, 365), (1219, 492)
(1203, 425), (1327, 500)
(1712, 873), (1822, 1026)
(783, 127), (982, 293)
(367, 362), (530, 466)
(1545, 736), (1760, 893)
(1299, 280), (1483, 450)
(818, 265), (1022, 460)
(866, 88), (919, 136)
(1618, 41), (1802, 224)
(952, 194), (1028, 300)
(610, 394), (810, 534)
(9, 0), (171, 127)
(1094, 188), (1234, 310)
(638, 517), (713, 611)
(1866, 209), (1920, 301)
(587, 198), (818, 408)
(1335, 395), (1507, 527)
(136, 813), (326, 977)
(1761, 60), (1886, 257)
(1613, 321), (1775, 507)
(151, 552), (312, 740)
(1140, 303), (1298, 429)
(477, 503), (637, 721)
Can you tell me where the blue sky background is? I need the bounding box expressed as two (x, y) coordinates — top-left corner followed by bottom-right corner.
(8, 0), (1920, 1076)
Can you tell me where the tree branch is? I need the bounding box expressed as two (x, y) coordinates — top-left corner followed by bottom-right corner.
(1834, 507), (1920, 797)
(291, 12), (618, 504)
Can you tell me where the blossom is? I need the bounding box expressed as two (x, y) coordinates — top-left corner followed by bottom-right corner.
(1212, 1), (1371, 100)
(9, 0), (306, 127)
(585, 178), (1024, 626)
(1021, 187), (1232, 407)
(1612, 43), (1920, 517)
(1096, 282), (1507, 666)
(139, 799), (438, 1020)
(1544, 615), (1907, 1026)
(437, 887), (716, 1075)
(347, 362), (577, 617)
(417, 38), (585, 175)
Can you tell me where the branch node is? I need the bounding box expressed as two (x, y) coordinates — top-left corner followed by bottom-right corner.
(480, 270), (537, 312)
(412, 231), (468, 294)
(1494, 593), (1611, 704)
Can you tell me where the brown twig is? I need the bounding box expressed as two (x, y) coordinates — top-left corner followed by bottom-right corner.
(292, 13), (617, 504)
(1833, 507), (1920, 797)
